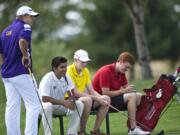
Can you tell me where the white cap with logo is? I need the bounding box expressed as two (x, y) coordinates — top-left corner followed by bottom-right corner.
(16, 6), (39, 16)
(74, 49), (91, 62)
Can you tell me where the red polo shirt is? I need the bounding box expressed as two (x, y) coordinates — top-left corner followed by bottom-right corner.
(92, 63), (128, 94)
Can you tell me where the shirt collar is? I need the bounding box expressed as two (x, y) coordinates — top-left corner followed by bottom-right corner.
(72, 63), (83, 76)
(51, 71), (64, 82)
(111, 63), (121, 76)
(14, 19), (25, 24)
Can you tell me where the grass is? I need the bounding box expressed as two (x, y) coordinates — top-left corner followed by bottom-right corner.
(0, 78), (180, 135)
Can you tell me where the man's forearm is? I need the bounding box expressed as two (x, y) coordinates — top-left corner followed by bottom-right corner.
(42, 96), (65, 105)
(19, 38), (28, 57)
(102, 89), (123, 97)
(89, 95), (101, 101)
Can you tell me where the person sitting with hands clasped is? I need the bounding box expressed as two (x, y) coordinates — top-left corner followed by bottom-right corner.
(39, 56), (84, 135)
(92, 52), (150, 135)
(67, 49), (110, 135)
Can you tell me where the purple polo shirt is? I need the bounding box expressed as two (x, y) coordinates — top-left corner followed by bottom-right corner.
(0, 19), (32, 78)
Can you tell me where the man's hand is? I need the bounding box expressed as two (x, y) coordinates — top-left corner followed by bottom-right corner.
(94, 96), (109, 106)
(22, 56), (31, 68)
(123, 85), (136, 93)
(62, 100), (75, 110)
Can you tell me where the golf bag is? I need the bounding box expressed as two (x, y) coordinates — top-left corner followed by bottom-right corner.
(127, 67), (180, 132)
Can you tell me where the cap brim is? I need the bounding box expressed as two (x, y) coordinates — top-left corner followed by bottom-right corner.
(79, 58), (91, 62)
(28, 11), (39, 17)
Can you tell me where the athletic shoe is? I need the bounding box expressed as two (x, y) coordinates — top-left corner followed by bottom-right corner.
(128, 127), (150, 135)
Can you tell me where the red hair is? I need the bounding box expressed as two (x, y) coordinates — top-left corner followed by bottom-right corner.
(117, 52), (135, 65)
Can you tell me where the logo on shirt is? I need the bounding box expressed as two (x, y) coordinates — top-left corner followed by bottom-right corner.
(6, 31), (12, 36)
(24, 24), (31, 31)
(53, 86), (56, 90)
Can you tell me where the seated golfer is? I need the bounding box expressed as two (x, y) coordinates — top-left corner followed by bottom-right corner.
(92, 52), (150, 135)
(39, 56), (84, 135)
(67, 49), (110, 135)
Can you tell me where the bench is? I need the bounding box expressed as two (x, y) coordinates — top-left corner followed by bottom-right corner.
(38, 111), (113, 135)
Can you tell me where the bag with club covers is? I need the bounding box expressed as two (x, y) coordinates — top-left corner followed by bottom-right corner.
(127, 67), (180, 133)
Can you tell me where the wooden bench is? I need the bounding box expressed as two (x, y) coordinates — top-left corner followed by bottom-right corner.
(38, 111), (113, 135)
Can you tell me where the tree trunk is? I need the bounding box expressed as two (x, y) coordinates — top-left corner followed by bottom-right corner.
(123, 0), (153, 79)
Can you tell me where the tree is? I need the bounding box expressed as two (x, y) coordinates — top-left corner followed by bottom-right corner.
(1, 0), (179, 79)
(145, 0), (180, 66)
(123, 0), (153, 79)
(70, 0), (137, 68)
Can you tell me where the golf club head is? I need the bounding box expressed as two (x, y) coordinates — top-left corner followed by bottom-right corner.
(177, 66), (180, 73)
(157, 130), (164, 135)
(173, 66), (180, 77)
(167, 74), (176, 83)
(174, 77), (180, 87)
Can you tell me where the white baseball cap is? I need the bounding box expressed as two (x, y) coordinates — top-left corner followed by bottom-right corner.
(16, 6), (39, 16)
(74, 49), (91, 62)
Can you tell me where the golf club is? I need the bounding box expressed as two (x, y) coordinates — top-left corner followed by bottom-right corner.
(69, 90), (81, 119)
(28, 68), (53, 135)
(105, 103), (165, 135)
(106, 103), (152, 132)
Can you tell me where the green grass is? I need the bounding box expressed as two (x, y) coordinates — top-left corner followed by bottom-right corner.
(0, 79), (180, 135)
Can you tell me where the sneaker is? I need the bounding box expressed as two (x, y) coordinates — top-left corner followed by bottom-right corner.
(128, 127), (150, 135)
(90, 130), (106, 135)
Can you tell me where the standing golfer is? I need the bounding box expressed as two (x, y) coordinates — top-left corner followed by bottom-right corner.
(67, 49), (110, 135)
(92, 52), (150, 135)
(39, 56), (84, 135)
(0, 6), (40, 135)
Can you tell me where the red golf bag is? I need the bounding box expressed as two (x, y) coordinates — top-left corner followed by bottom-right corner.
(127, 67), (180, 132)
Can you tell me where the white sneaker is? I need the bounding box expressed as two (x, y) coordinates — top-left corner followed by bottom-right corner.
(128, 127), (150, 135)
